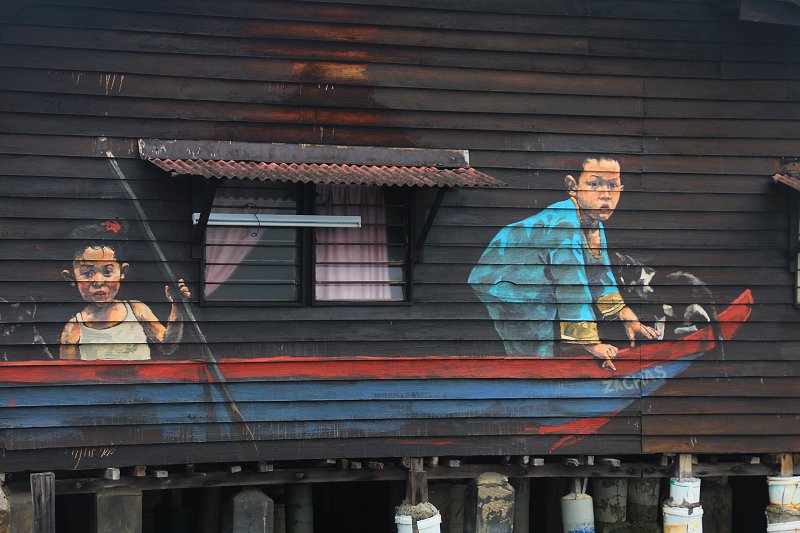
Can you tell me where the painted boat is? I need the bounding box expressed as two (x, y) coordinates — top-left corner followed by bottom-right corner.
(0, 290), (753, 452)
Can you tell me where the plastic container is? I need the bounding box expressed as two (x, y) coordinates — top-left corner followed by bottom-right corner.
(767, 520), (800, 532)
(395, 514), (413, 533)
(663, 504), (703, 533)
(768, 477), (800, 509)
(416, 513), (442, 533)
(670, 477), (702, 506)
(561, 493), (595, 533)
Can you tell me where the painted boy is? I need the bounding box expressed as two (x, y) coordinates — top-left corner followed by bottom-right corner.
(469, 157), (658, 369)
(60, 220), (191, 360)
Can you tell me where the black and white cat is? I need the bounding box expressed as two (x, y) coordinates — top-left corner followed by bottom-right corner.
(603, 253), (724, 357)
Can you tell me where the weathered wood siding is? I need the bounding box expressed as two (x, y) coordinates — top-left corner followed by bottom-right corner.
(1, 0), (799, 470)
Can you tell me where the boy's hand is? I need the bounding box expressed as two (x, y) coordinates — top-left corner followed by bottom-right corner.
(618, 307), (659, 347)
(165, 279), (191, 303)
(585, 343), (618, 371)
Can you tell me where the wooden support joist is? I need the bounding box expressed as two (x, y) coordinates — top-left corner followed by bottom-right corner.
(5, 459), (786, 497)
(147, 468), (168, 479)
(403, 458), (428, 505)
(600, 458), (621, 469)
(780, 453), (795, 477)
(676, 454), (694, 480)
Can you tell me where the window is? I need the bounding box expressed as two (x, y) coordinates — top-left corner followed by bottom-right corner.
(202, 180), (410, 304)
(138, 139), (505, 306)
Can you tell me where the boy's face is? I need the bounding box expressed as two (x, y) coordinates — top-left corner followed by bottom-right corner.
(69, 246), (127, 303)
(569, 158), (623, 222)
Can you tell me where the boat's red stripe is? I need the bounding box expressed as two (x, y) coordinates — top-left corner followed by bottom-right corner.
(0, 290), (753, 384)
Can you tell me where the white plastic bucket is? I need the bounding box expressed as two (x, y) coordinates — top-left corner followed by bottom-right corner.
(670, 477), (702, 506)
(768, 477), (800, 509)
(395, 514), (413, 533)
(663, 505), (703, 533)
(767, 520), (800, 532)
(416, 513), (442, 533)
(561, 493), (595, 533)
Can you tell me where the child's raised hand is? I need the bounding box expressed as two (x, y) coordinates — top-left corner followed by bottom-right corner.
(165, 279), (191, 303)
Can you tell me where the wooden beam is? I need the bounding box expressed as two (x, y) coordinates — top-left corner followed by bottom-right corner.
(780, 453), (795, 477)
(5, 460), (783, 497)
(405, 458), (427, 505)
(30, 472), (55, 533)
(676, 454), (694, 480)
(138, 139), (469, 168)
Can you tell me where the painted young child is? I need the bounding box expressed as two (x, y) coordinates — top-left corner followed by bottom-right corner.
(59, 221), (191, 360)
(469, 157), (659, 370)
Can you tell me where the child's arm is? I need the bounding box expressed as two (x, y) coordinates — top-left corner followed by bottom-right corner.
(59, 318), (81, 359)
(131, 280), (190, 354)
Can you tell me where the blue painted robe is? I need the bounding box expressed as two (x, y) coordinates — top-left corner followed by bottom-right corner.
(469, 198), (621, 356)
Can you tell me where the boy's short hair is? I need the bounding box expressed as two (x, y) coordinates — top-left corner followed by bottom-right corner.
(580, 156), (620, 173)
(67, 220), (127, 261)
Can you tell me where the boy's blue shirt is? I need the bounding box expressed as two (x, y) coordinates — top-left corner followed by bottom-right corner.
(469, 198), (621, 356)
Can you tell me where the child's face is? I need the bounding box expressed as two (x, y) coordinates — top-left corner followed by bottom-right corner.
(70, 246), (127, 303)
(571, 158), (623, 222)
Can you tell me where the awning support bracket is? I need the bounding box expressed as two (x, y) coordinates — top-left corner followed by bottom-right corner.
(414, 187), (450, 262)
(192, 178), (218, 259)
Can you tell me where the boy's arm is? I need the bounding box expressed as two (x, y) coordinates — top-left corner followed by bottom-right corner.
(59, 318), (80, 359)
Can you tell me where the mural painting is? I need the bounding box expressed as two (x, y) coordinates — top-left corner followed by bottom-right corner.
(58, 221), (191, 360)
(0, 154), (755, 458)
(468, 156), (754, 445)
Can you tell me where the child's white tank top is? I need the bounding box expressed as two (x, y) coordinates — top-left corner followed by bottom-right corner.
(75, 301), (151, 360)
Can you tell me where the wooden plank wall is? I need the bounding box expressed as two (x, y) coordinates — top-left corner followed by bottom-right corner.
(0, 0), (799, 470)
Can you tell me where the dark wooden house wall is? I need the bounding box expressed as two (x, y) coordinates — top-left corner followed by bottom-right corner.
(1, 0), (799, 471)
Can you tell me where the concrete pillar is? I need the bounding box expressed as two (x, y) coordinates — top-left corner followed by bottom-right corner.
(511, 478), (530, 533)
(285, 484), (313, 533)
(0, 485), (32, 533)
(627, 479), (659, 524)
(700, 477), (731, 533)
(464, 472), (515, 533)
(593, 479), (627, 527)
(448, 484), (467, 533)
(222, 487), (274, 533)
(274, 502), (286, 533)
(94, 486), (142, 533)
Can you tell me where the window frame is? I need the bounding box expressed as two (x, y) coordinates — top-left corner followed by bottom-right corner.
(196, 181), (415, 307)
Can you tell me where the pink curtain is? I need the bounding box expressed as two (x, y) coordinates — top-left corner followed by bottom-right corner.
(204, 189), (269, 297)
(315, 185), (392, 301)
(203, 186), (297, 297)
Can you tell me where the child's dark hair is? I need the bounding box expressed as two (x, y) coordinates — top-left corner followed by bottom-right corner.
(67, 220), (127, 261)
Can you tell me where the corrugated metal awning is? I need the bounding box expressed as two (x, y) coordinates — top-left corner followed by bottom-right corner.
(148, 158), (505, 188)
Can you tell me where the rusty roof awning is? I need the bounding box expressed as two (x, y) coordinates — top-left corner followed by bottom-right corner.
(138, 139), (506, 188)
(147, 159), (505, 188)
